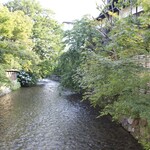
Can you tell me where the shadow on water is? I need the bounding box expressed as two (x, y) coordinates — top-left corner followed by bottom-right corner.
(0, 80), (143, 150)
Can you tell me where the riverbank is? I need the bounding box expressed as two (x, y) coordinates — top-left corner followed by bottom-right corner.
(71, 91), (150, 149)
(57, 81), (150, 149)
(0, 80), (20, 97)
(78, 95), (150, 149)
(120, 117), (150, 149)
(46, 78), (150, 149)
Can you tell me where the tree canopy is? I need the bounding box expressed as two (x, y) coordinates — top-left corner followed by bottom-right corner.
(55, 0), (150, 148)
(0, 0), (64, 85)
(0, 4), (38, 84)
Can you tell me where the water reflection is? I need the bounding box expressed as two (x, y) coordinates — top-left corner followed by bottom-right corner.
(0, 94), (12, 111)
(0, 80), (143, 150)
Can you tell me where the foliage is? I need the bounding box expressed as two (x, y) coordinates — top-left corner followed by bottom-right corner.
(0, 0), (63, 86)
(38, 60), (55, 78)
(0, 4), (39, 86)
(17, 70), (37, 87)
(55, 16), (102, 90)
(57, 0), (150, 147)
(73, 1), (150, 118)
(5, 0), (64, 77)
(10, 80), (21, 90)
(0, 65), (10, 86)
(5, 0), (42, 18)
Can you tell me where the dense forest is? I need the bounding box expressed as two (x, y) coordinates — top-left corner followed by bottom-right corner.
(0, 0), (150, 149)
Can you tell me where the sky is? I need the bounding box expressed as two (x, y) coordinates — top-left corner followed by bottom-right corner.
(40, 0), (100, 22)
(1, 0), (101, 23)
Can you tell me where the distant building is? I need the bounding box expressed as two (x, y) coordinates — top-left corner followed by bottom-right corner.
(96, 0), (119, 20)
(96, 0), (143, 21)
(62, 21), (74, 30)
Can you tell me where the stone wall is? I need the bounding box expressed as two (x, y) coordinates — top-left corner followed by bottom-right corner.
(121, 117), (150, 148)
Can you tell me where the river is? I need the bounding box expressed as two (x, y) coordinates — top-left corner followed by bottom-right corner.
(0, 79), (143, 150)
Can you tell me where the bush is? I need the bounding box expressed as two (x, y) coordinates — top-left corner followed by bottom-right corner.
(17, 71), (37, 87)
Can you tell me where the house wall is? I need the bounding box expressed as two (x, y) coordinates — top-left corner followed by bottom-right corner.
(119, 6), (143, 18)
(6, 71), (18, 81)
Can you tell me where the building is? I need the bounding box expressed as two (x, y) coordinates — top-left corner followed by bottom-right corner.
(6, 69), (19, 81)
(96, 0), (143, 20)
(62, 21), (74, 30)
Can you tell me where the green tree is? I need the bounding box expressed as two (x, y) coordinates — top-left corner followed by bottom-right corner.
(5, 0), (64, 77)
(0, 4), (39, 85)
(5, 0), (42, 18)
(55, 16), (102, 89)
(57, 0), (150, 148)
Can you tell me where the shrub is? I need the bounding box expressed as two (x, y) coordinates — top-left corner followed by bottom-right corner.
(17, 71), (37, 87)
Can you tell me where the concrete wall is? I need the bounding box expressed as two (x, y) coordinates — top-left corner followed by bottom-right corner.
(120, 117), (150, 145)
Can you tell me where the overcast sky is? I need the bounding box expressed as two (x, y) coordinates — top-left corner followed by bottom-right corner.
(1, 0), (101, 22)
(40, 0), (100, 22)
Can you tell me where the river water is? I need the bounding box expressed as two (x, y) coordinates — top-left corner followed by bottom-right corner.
(0, 80), (143, 150)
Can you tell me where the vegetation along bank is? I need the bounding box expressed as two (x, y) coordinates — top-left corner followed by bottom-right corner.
(0, 0), (149, 149)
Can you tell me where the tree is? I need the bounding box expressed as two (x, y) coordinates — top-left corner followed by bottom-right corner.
(5, 0), (42, 18)
(5, 0), (64, 77)
(55, 16), (102, 89)
(57, 1), (150, 148)
(0, 4), (39, 85)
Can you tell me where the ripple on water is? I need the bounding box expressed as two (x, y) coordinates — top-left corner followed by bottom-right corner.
(0, 80), (143, 150)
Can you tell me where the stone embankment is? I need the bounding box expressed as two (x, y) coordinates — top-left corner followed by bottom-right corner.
(121, 117), (150, 147)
